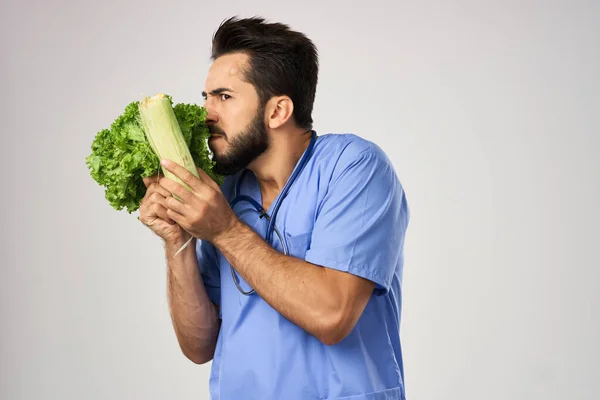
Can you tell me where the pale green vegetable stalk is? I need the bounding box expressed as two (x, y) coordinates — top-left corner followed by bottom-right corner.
(138, 93), (199, 193)
(138, 93), (198, 255)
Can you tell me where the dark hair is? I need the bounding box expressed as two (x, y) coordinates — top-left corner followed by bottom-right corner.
(211, 16), (319, 130)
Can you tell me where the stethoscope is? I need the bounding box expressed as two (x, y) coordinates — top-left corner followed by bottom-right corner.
(227, 130), (318, 295)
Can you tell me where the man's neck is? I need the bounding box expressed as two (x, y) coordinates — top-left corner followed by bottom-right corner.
(248, 128), (313, 210)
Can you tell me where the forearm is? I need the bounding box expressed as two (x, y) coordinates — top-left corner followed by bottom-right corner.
(213, 220), (348, 344)
(165, 236), (220, 363)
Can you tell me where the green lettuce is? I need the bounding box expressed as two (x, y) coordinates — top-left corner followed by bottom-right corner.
(85, 96), (223, 213)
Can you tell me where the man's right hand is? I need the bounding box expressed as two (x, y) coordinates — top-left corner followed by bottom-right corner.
(140, 174), (189, 244)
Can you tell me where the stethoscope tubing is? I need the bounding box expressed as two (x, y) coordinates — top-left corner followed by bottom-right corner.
(226, 131), (317, 296)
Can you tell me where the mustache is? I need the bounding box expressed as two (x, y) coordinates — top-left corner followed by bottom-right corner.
(208, 124), (226, 137)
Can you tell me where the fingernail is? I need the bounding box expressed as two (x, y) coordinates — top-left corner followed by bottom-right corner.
(161, 159), (169, 166)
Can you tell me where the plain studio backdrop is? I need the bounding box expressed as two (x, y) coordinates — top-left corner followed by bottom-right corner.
(1, 0), (598, 399)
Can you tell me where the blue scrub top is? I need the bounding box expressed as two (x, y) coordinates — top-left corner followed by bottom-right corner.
(197, 133), (410, 400)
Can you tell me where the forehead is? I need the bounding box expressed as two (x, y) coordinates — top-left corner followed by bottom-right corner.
(204, 52), (251, 90)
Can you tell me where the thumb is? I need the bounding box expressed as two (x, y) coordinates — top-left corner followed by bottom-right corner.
(142, 174), (159, 188)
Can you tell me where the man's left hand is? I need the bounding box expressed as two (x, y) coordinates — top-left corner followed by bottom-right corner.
(158, 159), (236, 242)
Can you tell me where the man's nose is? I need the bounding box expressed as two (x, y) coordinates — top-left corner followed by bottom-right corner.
(204, 106), (219, 125)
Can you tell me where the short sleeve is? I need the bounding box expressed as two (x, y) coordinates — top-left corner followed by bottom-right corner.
(196, 239), (221, 309)
(304, 141), (409, 295)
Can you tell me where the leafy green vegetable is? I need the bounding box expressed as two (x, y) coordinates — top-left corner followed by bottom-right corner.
(85, 96), (223, 213)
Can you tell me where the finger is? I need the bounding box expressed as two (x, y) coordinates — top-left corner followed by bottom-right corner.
(141, 192), (175, 224)
(140, 187), (168, 213)
(140, 200), (173, 225)
(142, 174), (159, 188)
(166, 207), (187, 228)
(147, 182), (172, 198)
(164, 193), (189, 216)
(147, 192), (168, 207)
(150, 203), (175, 224)
(158, 177), (196, 203)
(160, 159), (202, 192)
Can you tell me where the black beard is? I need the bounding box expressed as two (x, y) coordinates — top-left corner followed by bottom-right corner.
(209, 107), (269, 176)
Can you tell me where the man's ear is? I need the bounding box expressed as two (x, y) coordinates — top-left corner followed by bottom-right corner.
(266, 96), (294, 129)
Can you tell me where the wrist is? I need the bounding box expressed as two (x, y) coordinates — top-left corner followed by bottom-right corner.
(165, 232), (194, 252)
(212, 216), (243, 249)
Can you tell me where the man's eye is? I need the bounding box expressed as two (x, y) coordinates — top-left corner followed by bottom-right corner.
(220, 94), (231, 101)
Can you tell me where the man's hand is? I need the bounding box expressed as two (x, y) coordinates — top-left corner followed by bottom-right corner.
(158, 159), (237, 242)
(139, 173), (189, 244)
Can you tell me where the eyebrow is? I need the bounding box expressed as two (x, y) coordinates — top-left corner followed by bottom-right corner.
(201, 87), (234, 98)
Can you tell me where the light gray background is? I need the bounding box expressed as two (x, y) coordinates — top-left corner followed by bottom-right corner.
(1, 0), (598, 399)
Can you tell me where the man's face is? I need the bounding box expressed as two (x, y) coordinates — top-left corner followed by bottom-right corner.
(202, 52), (268, 176)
